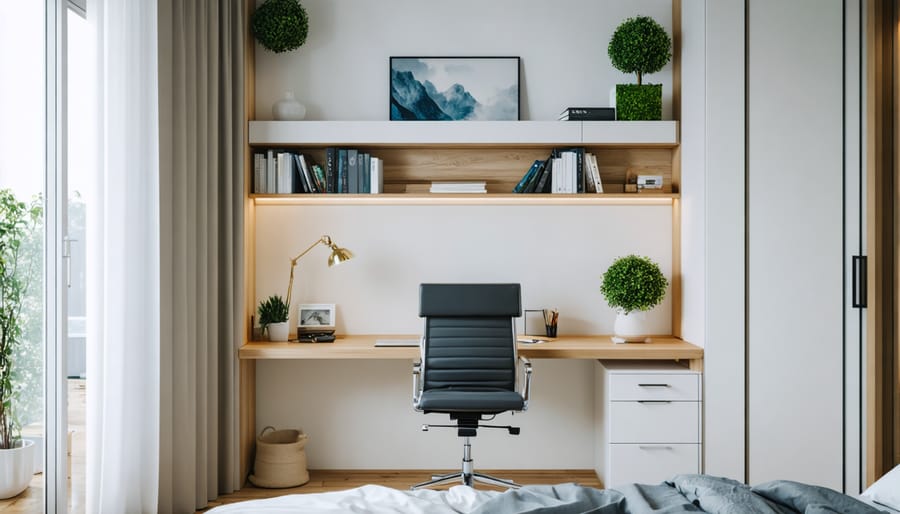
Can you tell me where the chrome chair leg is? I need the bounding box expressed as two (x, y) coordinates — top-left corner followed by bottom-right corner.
(412, 436), (521, 490)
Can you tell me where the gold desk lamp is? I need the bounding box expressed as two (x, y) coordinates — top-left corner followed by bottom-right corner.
(285, 235), (354, 308)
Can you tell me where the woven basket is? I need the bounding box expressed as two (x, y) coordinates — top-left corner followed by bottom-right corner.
(248, 426), (310, 488)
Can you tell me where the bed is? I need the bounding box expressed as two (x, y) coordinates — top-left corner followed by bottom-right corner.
(208, 472), (900, 514)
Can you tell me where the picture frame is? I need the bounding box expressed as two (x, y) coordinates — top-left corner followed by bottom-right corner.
(297, 303), (336, 334)
(389, 56), (520, 121)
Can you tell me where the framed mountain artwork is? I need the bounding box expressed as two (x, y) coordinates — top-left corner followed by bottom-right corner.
(389, 56), (520, 121)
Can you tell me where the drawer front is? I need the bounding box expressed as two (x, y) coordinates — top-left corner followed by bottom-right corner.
(608, 373), (700, 401)
(609, 401), (700, 443)
(607, 443), (700, 488)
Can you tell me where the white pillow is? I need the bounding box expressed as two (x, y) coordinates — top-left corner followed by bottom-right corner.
(863, 464), (900, 511)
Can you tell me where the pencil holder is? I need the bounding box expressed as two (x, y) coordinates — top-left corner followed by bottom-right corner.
(545, 324), (558, 338)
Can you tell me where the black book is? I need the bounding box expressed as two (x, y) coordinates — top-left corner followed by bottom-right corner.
(558, 107), (615, 120)
(534, 153), (555, 193)
(325, 147), (336, 193)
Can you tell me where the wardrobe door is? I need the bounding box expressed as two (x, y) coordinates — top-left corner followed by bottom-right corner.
(747, 0), (846, 490)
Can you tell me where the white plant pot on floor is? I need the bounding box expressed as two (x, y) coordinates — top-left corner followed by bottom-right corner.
(612, 311), (650, 344)
(0, 439), (35, 499)
(268, 322), (290, 342)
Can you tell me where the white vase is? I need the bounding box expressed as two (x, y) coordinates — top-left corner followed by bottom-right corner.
(0, 439), (35, 499)
(268, 321), (290, 342)
(612, 311), (650, 344)
(272, 91), (306, 121)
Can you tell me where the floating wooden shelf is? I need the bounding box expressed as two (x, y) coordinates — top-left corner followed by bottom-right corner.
(249, 120), (679, 147)
(239, 334), (702, 362)
(251, 193), (678, 206)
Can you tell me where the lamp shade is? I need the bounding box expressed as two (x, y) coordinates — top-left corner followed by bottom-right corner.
(327, 245), (353, 267)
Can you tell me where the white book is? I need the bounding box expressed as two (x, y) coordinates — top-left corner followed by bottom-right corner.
(370, 157), (382, 194)
(589, 153), (603, 193)
(566, 151), (576, 193)
(266, 149), (276, 193)
(551, 157), (562, 194)
(277, 152), (293, 194)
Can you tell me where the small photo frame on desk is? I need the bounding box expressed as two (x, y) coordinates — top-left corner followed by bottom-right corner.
(523, 309), (545, 337)
(297, 303), (336, 335)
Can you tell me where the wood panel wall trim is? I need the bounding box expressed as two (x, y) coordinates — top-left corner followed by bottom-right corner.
(240, 0), (257, 485)
(865, 0), (897, 486)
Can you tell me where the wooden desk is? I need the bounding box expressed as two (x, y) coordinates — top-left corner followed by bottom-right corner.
(238, 335), (703, 480)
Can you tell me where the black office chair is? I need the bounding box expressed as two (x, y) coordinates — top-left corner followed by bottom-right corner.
(411, 283), (533, 490)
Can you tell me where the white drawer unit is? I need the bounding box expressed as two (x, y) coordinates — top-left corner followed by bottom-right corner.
(595, 361), (702, 489)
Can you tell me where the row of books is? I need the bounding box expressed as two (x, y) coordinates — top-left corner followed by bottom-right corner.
(512, 148), (604, 194)
(253, 148), (384, 194)
(558, 107), (616, 121)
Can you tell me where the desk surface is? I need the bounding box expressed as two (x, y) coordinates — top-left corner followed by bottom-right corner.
(239, 334), (703, 362)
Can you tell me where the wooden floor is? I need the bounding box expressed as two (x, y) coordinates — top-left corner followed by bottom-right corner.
(199, 469), (603, 512)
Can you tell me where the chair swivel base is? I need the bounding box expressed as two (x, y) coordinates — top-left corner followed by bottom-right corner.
(411, 437), (521, 490)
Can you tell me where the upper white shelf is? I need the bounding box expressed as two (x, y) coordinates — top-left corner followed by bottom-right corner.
(248, 121), (679, 147)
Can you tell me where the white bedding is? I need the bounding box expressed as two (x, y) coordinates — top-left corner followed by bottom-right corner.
(207, 485), (499, 514)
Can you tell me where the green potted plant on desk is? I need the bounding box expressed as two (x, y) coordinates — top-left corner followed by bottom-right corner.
(600, 254), (668, 343)
(0, 189), (41, 499)
(258, 295), (290, 342)
(608, 15), (672, 120)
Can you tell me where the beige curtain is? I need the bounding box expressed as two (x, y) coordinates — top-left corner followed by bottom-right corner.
(156, 1), (244, 511)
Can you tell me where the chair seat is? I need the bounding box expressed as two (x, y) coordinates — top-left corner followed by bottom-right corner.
(419, 388), (524, 413)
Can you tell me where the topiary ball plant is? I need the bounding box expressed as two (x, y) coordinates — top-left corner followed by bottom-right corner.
(608, 15), (672, 121)
(608, 15), (672, 86)
(251, 0), (309, 54)
(600, 255), (668, 314)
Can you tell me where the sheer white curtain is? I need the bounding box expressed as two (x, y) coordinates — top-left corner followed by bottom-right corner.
(86, 0), (160, 512)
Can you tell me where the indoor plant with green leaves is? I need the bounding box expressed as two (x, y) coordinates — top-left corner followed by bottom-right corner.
(0, 189), (41, 498)
(258, 295), (290, 342)
(608, 15), (672, 120)
(600, 254), (668, 343)
(251, 0), (310, 54)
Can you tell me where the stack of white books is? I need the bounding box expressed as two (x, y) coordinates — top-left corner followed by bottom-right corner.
(430, 181), (487, 194)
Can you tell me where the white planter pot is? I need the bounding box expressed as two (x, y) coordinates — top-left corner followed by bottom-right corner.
(612, 311), (650, 344)
(267, 321), (290, 342)
(0, 439), (35, 499)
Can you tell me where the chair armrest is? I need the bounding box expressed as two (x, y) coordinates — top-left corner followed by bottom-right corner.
(518, 356), (533, 411)
(412, 360), (422, 409)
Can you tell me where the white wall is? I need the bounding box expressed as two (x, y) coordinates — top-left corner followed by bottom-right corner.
(255, 206), (673, 336)
(747, 0), (844, 490)
(254, 0), (674, 121)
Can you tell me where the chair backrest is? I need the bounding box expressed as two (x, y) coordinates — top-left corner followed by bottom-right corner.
(419, 284), (522, 392)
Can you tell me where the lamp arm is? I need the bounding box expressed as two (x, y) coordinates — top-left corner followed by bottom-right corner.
(285, 236), (332, 307)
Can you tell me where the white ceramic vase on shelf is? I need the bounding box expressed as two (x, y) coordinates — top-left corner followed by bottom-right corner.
(267, 322), (290, 342)
(612, 311), (650, 344)
(272, 91), (306, 121)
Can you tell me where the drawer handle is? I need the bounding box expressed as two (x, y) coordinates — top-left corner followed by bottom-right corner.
(638, 383), (671, 387)
(639, 445), (674, 450)
(637, 400), (672, 404)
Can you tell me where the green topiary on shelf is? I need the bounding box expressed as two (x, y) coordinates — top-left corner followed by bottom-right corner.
(608, 16), (671, 121)
(251, 0), (309, 54)
(600, 254), (668, 314)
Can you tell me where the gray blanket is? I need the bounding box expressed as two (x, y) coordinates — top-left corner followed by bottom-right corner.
(467, 475), (885, 514)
